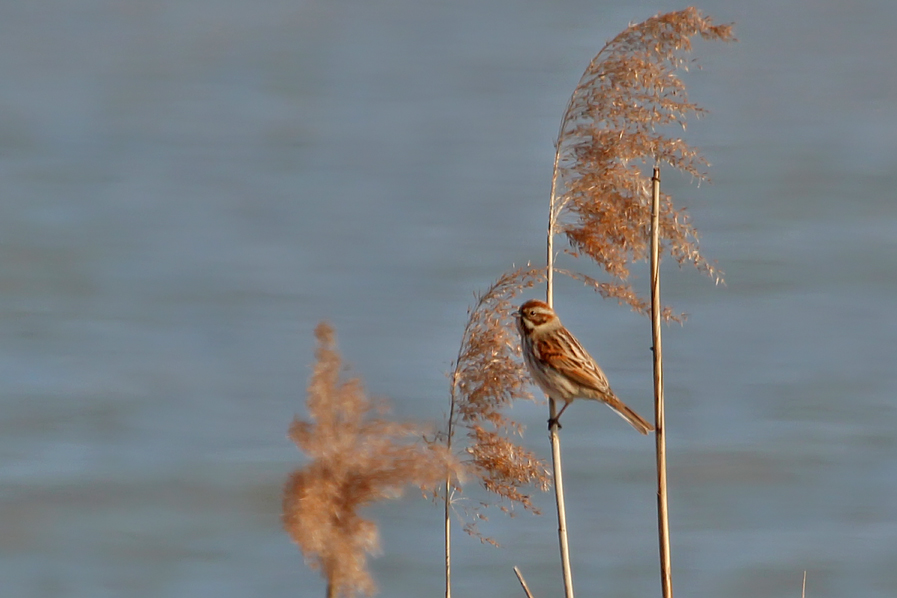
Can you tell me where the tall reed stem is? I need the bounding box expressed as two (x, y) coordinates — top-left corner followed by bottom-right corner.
(513, 566), (536, 598)
(444, 478), (451, 598)
(445, 356), (460, 598)
(547, 156), (574, 598)
(547, 408), (574, 598)
(444, 367), (459, 598)
(650, 166), (673, 598)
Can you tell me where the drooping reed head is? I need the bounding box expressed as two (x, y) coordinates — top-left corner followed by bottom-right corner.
(284, 322), (459, 597)
(551, 8), (735, 317)
(445, 267), (551, 541)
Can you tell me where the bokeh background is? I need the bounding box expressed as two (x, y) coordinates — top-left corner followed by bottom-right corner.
(2, 1), (896, 597)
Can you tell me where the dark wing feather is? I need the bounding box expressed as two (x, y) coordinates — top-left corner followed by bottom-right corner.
(535, 333), (613, 396)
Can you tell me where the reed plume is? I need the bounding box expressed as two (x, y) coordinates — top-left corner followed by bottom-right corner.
(446, 266), (550, 525)
(284, 322), (459, 598)
(548, 7), (734, 312)
(541, 9), (735, 598)
(442, 266), (550, 598)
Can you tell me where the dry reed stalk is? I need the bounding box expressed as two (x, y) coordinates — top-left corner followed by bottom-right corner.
(651, 167), (672, 597)
(283, 323), (459, 598)
(444, 491), (451, 598)
(546, 149), (575, 598)
(513, 566), (536, 598)
(547, 400), (574, 598)
(542, 9), (733, 598)
(443, 266), (550, 598)
(546, 111), (575, 598)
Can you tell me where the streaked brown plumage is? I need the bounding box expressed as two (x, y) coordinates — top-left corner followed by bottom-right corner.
(515, 299), (653, 434)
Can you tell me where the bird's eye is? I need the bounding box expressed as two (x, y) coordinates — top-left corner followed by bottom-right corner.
(529, 310), (536, 316)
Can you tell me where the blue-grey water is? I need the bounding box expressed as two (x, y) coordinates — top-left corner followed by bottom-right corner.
(2, 1), (896, 597)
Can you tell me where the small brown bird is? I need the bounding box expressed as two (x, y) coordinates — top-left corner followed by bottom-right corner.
(516, 299), (653, 434)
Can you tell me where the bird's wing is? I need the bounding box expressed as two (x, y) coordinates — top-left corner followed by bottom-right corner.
(535, 335), (613, 395)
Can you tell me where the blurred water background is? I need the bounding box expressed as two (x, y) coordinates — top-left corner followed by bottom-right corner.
(1, 1), (896, 597)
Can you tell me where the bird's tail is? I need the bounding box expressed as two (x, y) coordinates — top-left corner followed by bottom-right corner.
(605, 397), (654, 435)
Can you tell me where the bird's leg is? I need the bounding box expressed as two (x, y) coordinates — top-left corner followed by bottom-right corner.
(548, 401), (571, 430)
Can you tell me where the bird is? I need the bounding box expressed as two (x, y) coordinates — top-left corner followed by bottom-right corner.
(515, 299), (653, 434)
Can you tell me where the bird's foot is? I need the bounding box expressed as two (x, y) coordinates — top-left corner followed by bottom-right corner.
(547, 417), (562, 430)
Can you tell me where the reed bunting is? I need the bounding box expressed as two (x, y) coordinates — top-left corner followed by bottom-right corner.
(516, 299), (653, 434)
